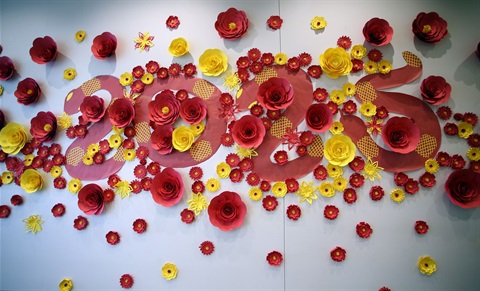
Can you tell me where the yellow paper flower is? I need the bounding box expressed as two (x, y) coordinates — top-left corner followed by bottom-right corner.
(216, 162), (231, 178)
(134, 32), (155, 52)
(363, 158), (383, 181)
(364, 60), (379, 74)
(318, 182), (335, 197)
(172, 126), (195, 152)
(161, 262), (178, 280)
(390, 188), (405, 203)
(198, 48), (228, 76)
(418, 256), (437, 275)
(123, 149), (136, 161)
(222, 70), (241, 92)
(467, 147), (480, 161)
(206, 178), (221, 192)
(310, 16), (327, 30)
(68, 178), (82, 194)
(1, 171), (13, 184)
(319, 47), (352, 79)
(120, 72), (134, 87)
(108, 133), (123, 149)
(141, 73), (154, 85)
(75, 30), (86, 42)
(0, 122), (29, 155)
(87, 143), (100, 156)
(57, 112), (72, 130)
(234, 145), (258, 159)
(274, 52), (288, 65)
(168, 37), (189, 57)
(424, 158), (439, 173)
(63, 68), (77, 81)
(458, 122), (473, 138)
(359, 101), (377, 117)
(324, 135), (356, 167)
(0, 85), (4, 96)
(342, 82), (356, 96)
(327, 163), (343, 178)
(249, 187), (263, 201)
(333, 176), (347, 192)
(50, 166), (62, 178)
(329, 121), (344, 135)
(330, 90), (346, 105)
(23, 214), (44, 234)
(187, 193), (209, 216)
(272, 181), (288, 197)
(20, 169), (43, 193)
(378, 60), (392, 74)
(115, 180), (132, 199)
(112, 125), (125, 134)
(190, 122), (205, 136)
(24, 154), (35, 166)
(351, 44), (367, 59)
(59, 278), (73, 291)
(82, 154), (93, 166)
(296, 181), (318, 204)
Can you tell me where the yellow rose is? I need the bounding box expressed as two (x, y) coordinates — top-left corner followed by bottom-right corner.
(310, 16), (327, 30)
(324, 135), (356, 167)
(351, 44), (367, 59)
(20, 169), (43, 193)
(418, 256), (436, 275)
(0, 122), (29, 155)
(319, 47), (353, 79)
(168, 37), (189, 57)
(172, 125), (195, 152)
(198, 48), (228, 76)
(161, 262), (178, 280)
(63, 68), (77, 81)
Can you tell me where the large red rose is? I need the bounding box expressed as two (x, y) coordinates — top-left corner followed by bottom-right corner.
(305, 103), (333, 133)
(445, 169), (480, 208)
(0, 56), (15, 81)
(381, 117), (420, 154)
(179, 97), (207, 125)
(150, 167), (184, 207)
(14, 77), (41, 105)
(150, 125), (174, 155)
(78, 183), (105, 215)
(148, 90), (180, 126)
(412, 12), (448, 44)
(214, 7), (249, 40)
(257, 77), (294, 110)
(362, 18), (393, 46)
(420, 75), (451, 105)
(108, 98), (135, 128)
(91, 32), (117, 60)
(30, 111), (57, 143)
(29, 36), (58, 64)
(231, 115), (266, 148)
(208, 191), (247, 231)
(80, 95), (106, 123)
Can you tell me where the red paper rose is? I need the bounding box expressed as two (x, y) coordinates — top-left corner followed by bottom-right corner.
(14, 77), (41, 105)
(412, 12), (448, 44)
(150, 167), (184, 207)
(80, 95), (106, 123)
(148, 90), (180, 126)
(91, 32), (117, 60)
(214, 7), (249, 40)
(30, 111), (57, 143)
(73, 215), (88, 230)
(108, 98), (135, 128)
(445, 169), (480, 208)
(208, 191), (247, 231)
(150, 125), (174, 155)
(180, 97), (207, 124)
(257, 77), (294, 110)
(305, 103), (333, 133)
(266, 251), (283, 266)
(10, 195), (23, 206)
(78, 183), (105, 215)
(420, 75), (451, 105)
(267, 15), (283, 30)
(231, 115), (266, 148)
(0, 56), (15, 81)
(381, 117), (421, 154)
(29, 36), (57, 64)
(362, 18), (393, 46)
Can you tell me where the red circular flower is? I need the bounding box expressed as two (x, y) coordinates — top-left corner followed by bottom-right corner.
(274, 150), (288, 165)
(189, 166), (203, 180)
(349, 156), (365, 172)
(231, 115), (266, 148)
(267, 15), (283, 30)
(262, 195), (278, 211)
(239, 158), (254, 172)
(108, 98), (135, 128)
(260, 180), (271, 192)
(166, 15), (180, 29)
(261, 53), (274, 66)
(214, 7), (249, 40)
(103, 188), (115, 203)
(257, 77), (294, 110)
(445, 169), (480, 208)
(0, 205), (11, 219)
(305, 103), (333, 133)
(343, 188), (357, 204)
(324, 205), (339, 220)
(14, 77), (41, 105)
(435, 151), (451, 167)
(183, 63), (197, 76)
(436, 106), (452, 120)
(362, 18), (394, 46)
(370, 185), (385, 201)
(180, 97), (207, 125)
(10, 195), (23, 206)
(119, 274), (134, 289)
(168, 63), (181, 76)
(150, 167), (184, 207)
(73, 215), (88, 230)
(337, 36), (352, 49)
(181, 208), (195, 224)
(148, 90), (180, 126)
(0, 56), (15, 81)
(299, 131), (314, 146)
(286, 204), (301, 220)
(287, 57), (300, 72)
(191, 180), (205, 194)
(199, 241), (215, 255)
(229, 168), (244, 183)
(78, 183), (105, 215)
(51, 203), (66, 217)
(150, 125), (174, 155)
(313, 165), (327, 180)
(368, 49), (383, 62)
(30, 111), (57, 143)
(133, 218), (147, 234)
(80, 95), (106, 123)
(419, 172), (436, 188)
(382, 117), (421, 154)
(420, 75), (451, 105)
(450, 154), (466, 170)
(208, 191), (247, 231)
(147, 162), (161, 175)
(29, 36), (57, 64)
(356, 222), (373, 238)
(394, 172), (409, 186)
(246, 172), (260, 186)
(307, 65), (322, 78)
(250, 61), (264, 74)
(298, 53), (312, 67)
(375, 106), (389, 119)
(236, 56), (251, 69)
(266, 251), (283, 266)
(412, 12), (448, 44)
(106, 231), (120, 245)
(349, 173), (365, 188)
(91, 32), (117, 60)
(415, 220), (429, 235)
(285, 178), (299, 193)
(108, 174), (120, 188)
(351, 59), (364, 73)
(405, 178), (420, 194)
(53, 177), (67, 189)
(379, 287), (391, 291)
(467, 133), (480, 148)
(330, 246), (346, 262)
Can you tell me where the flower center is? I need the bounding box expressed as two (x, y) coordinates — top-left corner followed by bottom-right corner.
(27, 89), (33, 95)
(43, 124), (52, 132)
(229, 22), (237, 30)
(422, 25), (432, 33)
(162, 106), (170, 114)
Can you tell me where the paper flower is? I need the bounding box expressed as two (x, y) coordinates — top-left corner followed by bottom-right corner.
(180, 208), (195, 224)
(168, 37), (189, 57)
(319, 47), (352, 78)
(79, 95), (105, 123)
(172, 126), (195, 152)
(445, 169), (480, 208)
(296, 181), (318, 204)
(75, 30), (86, 42)
(91, 32), (117, 60)
(390, 188), (405, 203)
(0, 122), (29, 155)
(262, 195), (278, 211)
(119, 274), (133, 289)
(208, 191), (247, 231)
(304, 103), (333, 133)
(198, 48), (228, 76)
(187, 193), (209, 216)
(362, 18), (393, 46)
(199, 241), (215, 255)
(14, 77), (41, 105)
(29, 36), (57, 64)
(415, 220), (429, 234)
(310, 16), (327, 30)
(318, 181), (335, 197)
(324, 205), (339, 220)
(248, 187), (262, 201)
(214, 7), (249, 40)
(106, 231), (120, 245)
(23, 214), (44, 234)
(378, 60), (392, 74)
(150, 125), (173, 155)
(151, 167), (184, 207)
(337, 36), (352, 49)
(231, 115), (266, 149)
(330, 246), (346, 262)
(343, 188), (357, 204)
(382, 117), (421, 154)
(30, 111), (57, 143)
(412, 12), (448, 44)
(324, 135), (356, 167)
(0, 56), (15, 81)
(10, 195), (23, 206)
(417, 256), (437, 275)
(132, 218), (147, 234)
(148, 90), (180, 126)
(161, 262), (178, 280)
(356, 222), (373, 238)
(77, 183), (105, 215)
(370, 185), (385, 201)
(134, 32), (154, 52)
(180, 97), (207, 125)
(0, 205), (11, 219)
(351, 44), (367, 60)
(286, 204), (301, 220)
(108, 98), (135, 128)
(267, 15), (283, 30)
(59, 278), (73, 291)
(364, 60), (378, 74)
(63, 68), (76, 81)
(166, 15), (180, 28)
(266, 251), (283, 266)
(420, 75), (451, 105)
(257, 77), (294, 110)
(20, 169), (43, 193)
(73, 215), (88, 230)
(51, 203), (66, 217)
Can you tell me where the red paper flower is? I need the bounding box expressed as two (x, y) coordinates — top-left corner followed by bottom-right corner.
(108, 98), (135, 128)
(120, 274), (134, 289)
(349, 156), (365, 172)
(412, 12), (448, 44)
(287, 57), (301, 72)
(324, 205), (339, 220)
(420, 75), (451, 105)
(231, 115), (266, 148)
(249, 61), (263, 74)
(436, 106), (452, 120)
(298, 52), (312, 67)
(343, 188), (357, 204)
(260, 180), (271, 192)
(356, 222), (373, 238)
(274, 150), (288, 165)
(307, 65), (322, 78)
(0, 205), (11, 219)
(51, 203), (65, 217)
(239, 158), (254, 172)
(379, 287), (391, 291)
(382, 117), (421, 154)
(208, 191), (247, 231)
(181, 208), (195, 224)
(436, 152), (451, 167)
(229, 168), (244, 183)
(29, 111), (57, 143)
(150, 125), (174, 155)
(405, 178), (420, 194)
(78, 183), (105, 215)
(166, 15), (180, 29)
(362, 18), (393, 46)
(106, 231), (120, 245)
(451, 154), (466, 170)
(53, 177), (67, 189)
(313, 165), (327, 180)
(150, 167), (184, 207)
(419, 172), (436, 188)
(14, 77), (41, 105)
(80, 95), (106, 123)
(337, 36), (352, 49)
(261, 53), (275, 66)
(108, 174), (121, 188)
(351, 59), (364, 73)
(267, 15), (283, 30)
(189, 166), (203, 180)
(349, 173), (365, 188)
(375, 106), (389, 119)
(443, 123), (458, 136)
(180, 97), (207, 125)
(463, 113), (478, 126)
(91, 32), (117, 60)
(262, 195), (278, 211)
(103, 188), (115, 203)
(468, 133), (480, 148)
(148, 90), (180, 126)
(199, 241), (215, 255)
(368, 49), (383, 62)
(330, 246), (346, 262)
(266, 251), (283, 266)
(257, 77), (294, 110)
(286, 204), (301, 220)
(370, 185), (385, 201)
(445, 168), (480, 208)
(168, 63), (181, 76)
(415, 220), (429, 234)
(73, 215), (88, 230)
(132, 218), (147, 234)
(29, 36), (57, 64)
(183, 63), (197, 76)
(305, 103), (333, 133)
(247, 49), (260, 62)
(215, 7), (249, 40)
(0, 56), (15, 80)
(147, 162), (161, 175)
(10, 195), (23, 206)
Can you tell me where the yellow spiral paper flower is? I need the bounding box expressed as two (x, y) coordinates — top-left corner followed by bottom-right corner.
(0, 122), (29, 155)
(168, 37), (189, 57)
(172, 126), (195, 152)
(59, 278), (73, 291)
(272, 181), (288, 197)
(324, 135), (356, 167)
(162, 262), (178, 280)
(119, 72), (134, 87)
(319, 47), (352, 79)
(198, 48), (228, 76)
(310, 16), (327, 30)
(418, 256), (437, 275)
(20, 169), (43, 193)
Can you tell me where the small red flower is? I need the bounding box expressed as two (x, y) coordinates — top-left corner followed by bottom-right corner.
(436, 106), (452, 120)
(313, 165), (328, 180)
(229, 168), (244, 183)
(370, 186), (385, 201)
(343, 188), (357, 204)
(415, 220), (429, 234)
(266, 250), (283, 266)
(307, 65), (322, 78)
(260, 180), (271, 192)
(51, 203), (65, 217)
(419, 172), (436, 188)
(286, 204), (301, 220)
(199, 241), (215, 255)
(189, 166), (203, 180)
(132, 218), (147, 234)
(285, 178), (299, 193)
(141, 177), (152, 191)
(467, 133), (480, 147)
(375, 106), (389, 119)
(298, 52), (312, 67)
(351, 59), (364, 73)
(261, 53), (274, 66)
(168, 63), (182, 76)
(356, 222), (373, 238)
(349, 156), (365, 172)
(181, 208), (195, 224)
(145, 61), (160, 74)
(267, 15), (283, 30)
(183, 63), (197, 77)
(239, 158), (254, 172)
(73, 215), (88, 230)
(463, 112), (478, 126)
(443, 123), (458, 136)
(166, 15), (180, 29)
(106, 231), (120, 245)
(246, 172), (260, 186)
(274, 150), (288, 165)
(296, 145), (307, 157)
(379, 287), (391, 291)
(324, 205), (339, 220)
(287, 57), (301, 72)
(368, 49), (383, 62)
(221, 133), (235, 147)
(147, 162), (161, 175)
(250, 61), (264, 74)
(225, 153), (241, 167)
(330, 246), (346, 262)
(108, 174), (121, 188)
(192, 180), (205, 194)
(133, 165), (147, 179)
(120, 274), (134, 289)
(436, 151), (451, 167)
(0, 205), (11, 219)
(103, 188), (115, 203)
(404, 178), (419, 195)
(262, 195), (278, 211)
(250, 104), (264, 117)
(236, 56), (251, 69)
(394, 172), (409, 186)
(53, 177), (67, 189)
(248, 48), (261, 62)
(337, 36), (352, 49)
(10, 195), (23, 206)
(349, 173), (365, 188)
(131, 180), (142, 194)
(451, 154), (466, 170)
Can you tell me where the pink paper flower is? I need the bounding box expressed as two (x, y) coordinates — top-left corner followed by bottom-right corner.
(214, 7), (249, 40)
(91, 32), (117, 60)
(78, 183), (105, 215)
(14, 77), (41, 105)
(231, 115), (266, 148)
(382, 117), (421, 154)
(257, 77), (294, 110)
(150, 167), (184, 207)
(208, 191), (247, 231)
(420, 75), (451, 105)
(29, 36), (57, 64)
(412, 12), (448, 44)
(0, 56), (15, 81)
(362, 18), (393, 46)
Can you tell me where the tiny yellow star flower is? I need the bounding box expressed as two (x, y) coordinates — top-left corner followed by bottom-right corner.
(23, 214), (44, 234)
(363, 158), (383, 181)
(296, 181), (318, 204)
(222, 70), (241, 92)
(114, 180), (132, 199)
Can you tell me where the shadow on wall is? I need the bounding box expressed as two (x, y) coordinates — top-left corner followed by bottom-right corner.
(454, 52), (480, 91)
(413, 34), (452, 59)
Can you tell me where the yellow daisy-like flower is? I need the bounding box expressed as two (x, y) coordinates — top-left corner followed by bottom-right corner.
(198, 48), (228, 77)
(23, 214), (44, 234)
(248, 187), (263, 201)
(168, 37), (189, 57)
(20, 169), (43, 193)
(296, 181), (318, 204)
(364, 60), (379, 74)
(363, 158), (383, 181)
(190, 122), (205, 136)
(378, 60), (392, 74)
(24, 154), (35, 166)
(63, 68), (77, 81)
(68, 178), (82, 194)
(205, 178), (221, 192)
(216, 162), (231, 178)
(59, 278), (73, 291)
(390, 188), (405, 203)
(134, 32), (155, 53)
(50, 166), (62, 178)
(119, 72), (134, 87)
(359, 101), (377, 117)
(187, 192), (209, 216)
(161, 262), (178, 280)
(108, 134), (123, 149)
(458, 122), (473, 138)
(318, 181), (335, 198)
(351, 44), (367, 59)
(123, 149), (136, 161)
(272, 181), (288, 197)
(333, 176), (347, 192)
(329, 121), (344, 135)
(87, 143), (100, 156)
(82, 154), (93, 166)
(1, 171), (13, 184)
(114, 180), (132, 199)
(467, 147), (480, 161)
(342, 82), (356, 96)
(424, 158), (439, 174)
(234, 145), (258, 159)
(327, 163), (343, 178)
(418, 256), (437, 275)
(57, 112), (72, 130)
(222, 70), (241, 92)
(141, 73), (154, 85)
(274, 52), (288, 65)
(310, 16), (327, 30)
(329, 90), (346, 105)
(75, 30), (86, 42)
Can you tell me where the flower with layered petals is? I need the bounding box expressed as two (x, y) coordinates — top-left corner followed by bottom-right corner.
(382, 116), (421, 154)
(417, 256), (437, 275)
(108, 98), (135, 128)
(162, 262), (178, 280)
(232, 115), (266, 149)
(330, 246), (346, 262)
(119, 274), (133, 289)
(29, 36), (57, 64)
(324, 205), (339, 220)
(378, 60), (392, 74)
(91, 32), (117, 59)
(216, 162), (232, 178)
(0, 122), (29, 155)
(23, 214), (44, 234)
(180, 97), (207, 125)
(296, 181), (318, 204)
(319, 47), (352, 79)
(310, 16), (327, 30)
(106, 231), (120, 245)
(324, 135), (356, 167)
(420, 75), (451, 105)
(343, 188), (357, 204)
(150, 125), (173, 155)
(272, 181), (288, 197)
(198, 48), (228, 76)
(356, 222), (373, 238)
(318, 182), (335, 198)
(266, 251), (283, 266)
(20, 169), (43, 193)
(73, 215), (88, 230)
(337, 36), (352, 49)
(75, 30), (86, 42)
(51, 203), (65, 217)
(390, 188), (405, 203)
(166, 15), (180, 28)
(168, 37), (189, 57)
(262, 195), (278, 211)
(467, 148), (480, 161)
(248, 187), (263, 201)
(59, 278), (73, 291)
(180, 208), (195, 224)
(134, 32), (154, 52)
(370, 185), (385, 201)
(362, 18), (393, 46)
(364, 60), (378, 74)
(172, 126), (195, 152)
(208, 191), (247, 231)
(415, 220), (429, 235)
(200, 241), (215, 255)
(132, 218), (147, 234)
(78, 183), (104, 215)
(187, 192), (209, 216)
(445, 169), (480, 208)
(63, 68), (76, 80)
(14, 77), (41, 105)
(0, 56), (15, 81)
(286, 204), (301, 220)
(267, 15), (283, 30)
(305, 103), (333, 133)
(215, 7), (249, 40)
(412, 12), (448, 44)
(458, 122), (473, 139)
(30, 111), (57, 143)
(151, 167), (184, 207)
(0, 205), (11, 219)
(257, 77), (294, 110)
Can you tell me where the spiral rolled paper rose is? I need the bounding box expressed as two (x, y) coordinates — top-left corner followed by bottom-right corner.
(179, 97), (207, 125)
(214, 7), (249, 40)
(0, 56), (15, 81)
(362, 18), (394, 46)
(305, 103), (333, 133)
(150, 125), (174, 155)
(198, 48), (228, 76)
(168, 37), (189, 57)
(150, 167), (184, 207)
(20, 169), (43, 193)
(108, 98), (135, 128)
(231, 115), (266, 148)
(381, 117), (421, 154)
(172, 126), (195, 152)
(77, 183), (105, 215)
(29, 36), (57, 64)
(319, 47), (353, 79)
(324, 135), (356, 167)
(80, 95), (106, 123)
(208, 191), (247, 231)
(148, 90), (180, 126)
(412, 12), (448, 44)
(257, 77), (294, 110)
(14, 77), (41, 105)
(0, 122), (29, 155)
(91, 32), (117, 60)
(420, 75), (451, 105)
(445, 169), (480, 208)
